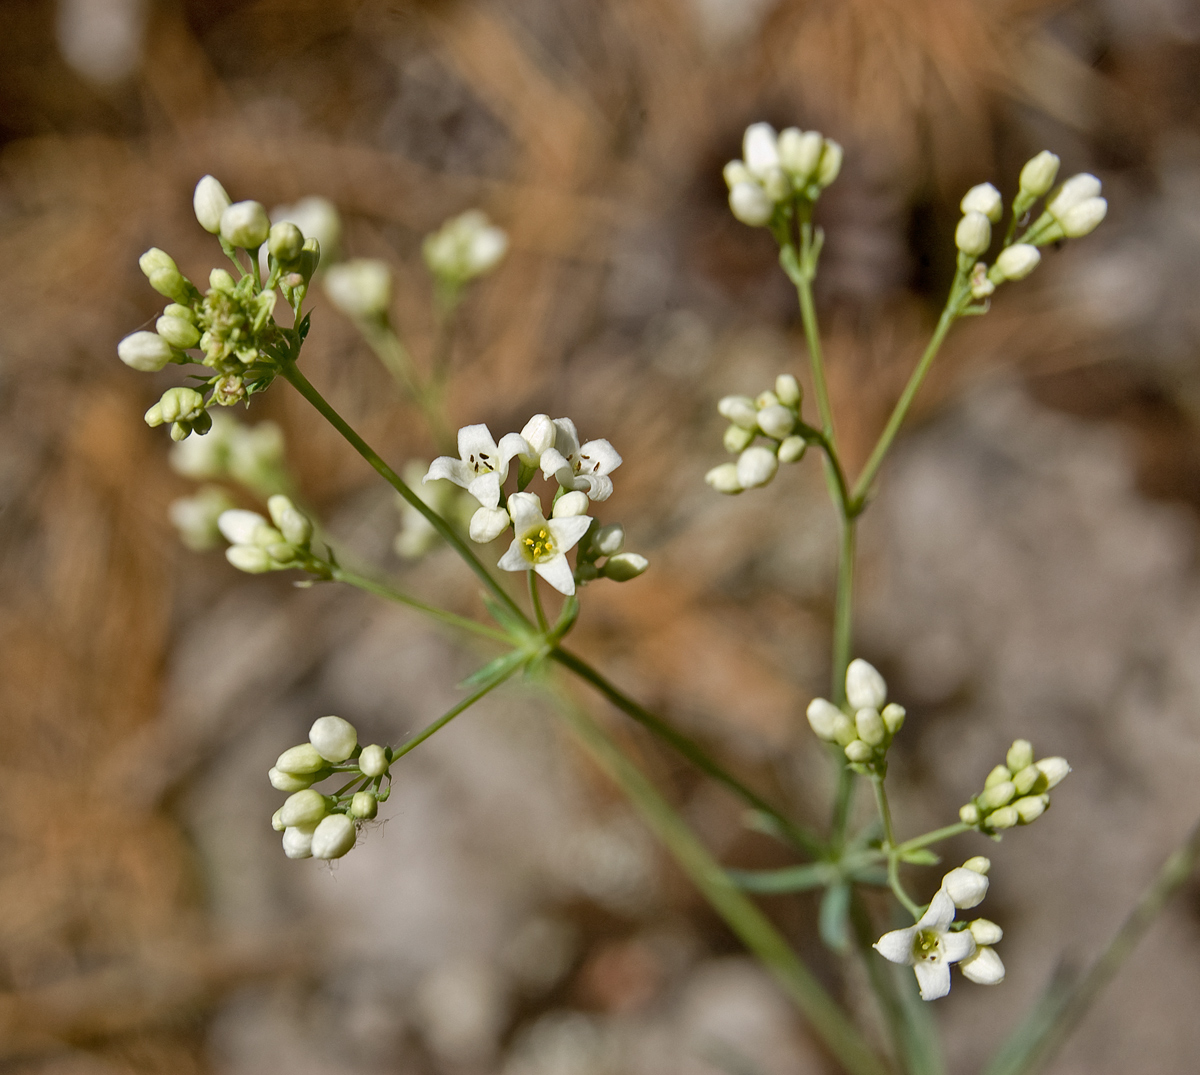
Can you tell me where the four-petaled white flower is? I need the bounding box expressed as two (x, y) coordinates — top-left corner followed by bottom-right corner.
(497, 492), (591, 595)
(873, 889), (977, 1001)
(424, 424), (529, 509)
(539, 418), (622, 502)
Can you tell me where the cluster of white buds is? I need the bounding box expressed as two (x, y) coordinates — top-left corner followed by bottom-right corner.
(117, 175), (323, 439)
(806, 659), (906, 772)
(323, 258), (393, 322)
(574, 522), (648, 584)
(959, 739), (1070, 833)
(270, 715), (393, 860)
(423, 209), (508, 292)
(168, 485), (236, 551)
(423, 418), (643, 596)
(218, 495), (319, 576)
(874, 857), (1006, 1000)
(168, 412), (289, 497)
(705, 374), (810, 494)
(724, 123), (843, 227)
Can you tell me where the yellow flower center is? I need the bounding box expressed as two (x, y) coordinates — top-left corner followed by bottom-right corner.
(912, 929), (942, 962)
(522, 525), (556, 563)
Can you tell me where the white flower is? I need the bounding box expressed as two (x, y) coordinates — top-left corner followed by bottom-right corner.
(423, 210), (509, 283)
(497, 492), (591, 596)
(873, 889), (976, 1001)
(424, 424), (530, 509)
(846, 658), (887, 710)
(324, 258), (392, 320)
(539, 419), (622, 502)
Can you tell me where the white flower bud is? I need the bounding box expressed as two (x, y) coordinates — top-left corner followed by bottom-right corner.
(989, 805), (1019, 829)
(1034, 756), (1070, 788)
(723, 160), (752, 189)
(755, 390), (780, 409)
(271, 808), (286, 832)
(469, 506), (511, 543)
(729, 182), (774, 227)
(520, 414), (556, 456)
(984, 764), (1012, 789)
(756, 404), (795, 440)
(1014, 795), (1048, 823)
(845, 658), (887, 711)
(1059, 197), (1106, 237)
(267, 495), (313, 547)
(777, 436), (806, 463)
(168, 486), (235, 552)
(960, 945), (1005, 985)
(778, 128), (823, 182)
(816, 140), (843, 188)
(742, 123), (779, 176)
(721, 426), (752, 455)
(269, 766), (316, 793)
(156, 313), (200, 349)
(844, 739), (874, 763)
(760, 166), (789, 203)
(736, 446), (778, 489)
(979, 780), (1016, 811)
(968, 918), (1003, 945)
(139, 248), (194, 303)
(280, 789), (327, 828)
(881, 703), (906, 735)
(218, 509), (269, 546)
(465, 223), (508, 276)
(960, 182), (1003, 222)
(941, 866), (989, 909)
(1013, 764), (1041, 795)
(152, 387), (205, 426)
(311, 814), (356, 859)
(309, 714), (358, 763)
(349, 791), (378, 819)
(220, 200), (271, 249)
(118, 330), (174, 372)
(955, 211), (992, 256)
(272, 197), (342, 263)
(282, 825), (315, 859)
(1006, 740), (1034, 772)
(359, 744), (389, 778)
(209, 267), (236, 292)
(268, 221), (305, 263)
(193, 175), (231, 233)
(854, 707), (886, 746)
(774, 374), (801, 406)
(552, 491), (590, 518)
(226, 545), (273, 573)
(324, 258), (392, 320)
(1019, 151), (1060, 197)
(276, 743), (328, 775)
(995, 244), (1040, 280)
(603, 552), (649, 581)
(718, 395), (759, 429)
(963, 856), (991, 875)
(1047, 174), (1101, 218)
(705, 462), (742, 495)
(593, 524), (624, 557)
(806, 698), (842, 742)
(959, 803), (981, 825)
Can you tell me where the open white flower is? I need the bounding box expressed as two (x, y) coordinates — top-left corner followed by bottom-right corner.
(539, 418), (622, 502)
(873, 889), (976, 1001)
(497, 492), (591, 596)
(424, 424), (530, 509)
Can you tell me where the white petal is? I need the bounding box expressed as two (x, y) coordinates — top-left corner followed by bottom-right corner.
(469, 506), (510, 543)
(547, 514), (592, 554)
(218, 509), (268, 545)
(466, 471), (502, 509)
(425, 455), (470, 488)
(540, 447), (571, 480)
(580, 473), (614, 502)
(506, 491), (545, 532)
(535, 554), (576, 595)
(497, 540), (528, 572)
(496, 432), (531, 475)
(918, 890), (957, 931)
(551, 418), (581, 458)
(557, 465), (587, 492)
(520, 414), (555, 457)
(577, 439), (622, 476)
(873, 927), (917, 965)
(457, 423), (498, 463)
(959, 946), (1005, 985)
(941, 930), (977, 965)
(914, 960), (951, 1001)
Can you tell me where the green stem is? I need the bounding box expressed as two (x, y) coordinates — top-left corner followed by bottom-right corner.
(331, 566), (511, 643)
(829, 514), (857, 849)
(894, 822), (972, 857)
(551, 646), (824, 858)
(984, 815), (1200, 1075)
(871, 774), (922, 920)
(528, 570), (550, 634)
(554, 694), (889, 1075)
(794, 211), (835, 441)
(391, 664), (518, 761)
(281, 361), (530, 628)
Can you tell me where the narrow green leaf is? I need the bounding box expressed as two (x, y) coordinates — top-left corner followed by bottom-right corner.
(819, 882), (851, 953)
(728, 863), (833, 893)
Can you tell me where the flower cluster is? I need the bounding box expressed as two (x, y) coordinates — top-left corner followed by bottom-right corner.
(724, 123), (843, 227)
(217, 495), (321, 576)
(270, 715), (392, 860)
(874, 857), (1006, 1000)
(959, 739), (1070, 833)
(423, 418), (644, 596)
(168, 411), (289, 495)
(806, 659), (906, 772)
(117, 175), (321, 439)
(423, 209), (508, 292)
(705, 374), (811, 494)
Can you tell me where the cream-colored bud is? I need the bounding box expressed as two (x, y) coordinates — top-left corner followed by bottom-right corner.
(593, 524), (625, 557)
(118, 331), (173, 372)
(979, 780), (1016, 811)
(881, 703), (906, 734)
(775, 374), (802, 406)
(983, 764), (1012, 790)
(469, 506), (510, 543)
(359, 744), (389, 778)
(1035, 756), (1071, 789)
(209, 267), (236, 293)
(989, 806), (1019, 829)
(1014, 795), (1048, 823)
(760, 166), (789, 203)
(855, 707), (886, 746)
(777, 436), (806, 463)
(349, 792), (378, 819)
(269, 766), (316, 793)
(742, 123), (780, 177)
(942, 866), (989, 908)
(552, 491), (590, 518)
(280, 789), (327, 828)
(844, 739), (874, 763)
(729, 182), (774, 227)
(736, 446), (778, 489)
(968, 918), (1003, 945)
(268, 221), (305, 263)
(602, 552), (648, 581)
(282, 826), (315, 859)
(156, 314), (200, 349)
(756, 404), (794, 440)
(963, 856), (991, 875)
(723, 160), (752, 189)
(806, 698), (844, 742)
(755, 390), (780, 409)
(995, 244), (1040, 280)
(816, 140), (843, 188)
(139, 248), (193, 302)
(309, 714), (358, 763)
(1019, 151), (1060, 197)
(718, 395), (760, 429)
(267, 495), (313, 547)
(846, 658), (887, 711)
(324, 258), (392, 320)
(311, 814), (356, 859)
(226, 544), (273, 573)
(955, 211), (992, 256)
(218, 509), (269, 546)
(960, 803), (981, 825)
(1059, 197), (1107, 237)
(961, 182), (1003, 222)
(779, 129), (823, 182)
(1048, 174), (1101, 218)
(276, 743), (327, 775)
(960, 945), (1005, 985)
(705, 462), (742, 495)
(271, 808), (286, 832)
(193, 175), (231, 233)
(220, 200), (271, 249)
(1006, 739), (1034, 772)
(520, 414), (555, 456)
(724, 425), (755, 453)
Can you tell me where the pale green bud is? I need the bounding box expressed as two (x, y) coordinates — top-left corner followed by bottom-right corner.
(960, 802), (981, 825)
(139, 247), (177, 278)
(806, 698), (844, 742)
(1047, 174), (1101, 218)
(983, 764), (1012, 790)
(774, 374), (802, 407)
(724, 424), (755, 453)
(271, 808), (286, 832)
(156, 314), (201, 349)
(153, 386), (205, 425)
(193, 175), (231, 233)
(995, 244), (1040, 281)
(718, 395), (759, 429)
(1034, 756), (1071, 789)
(349, 792), (378, 819)
(296, 238), (321, 285)
(816, 140), (843, 188)
(282, 825), (315, 859)
(844, 739), (874, 763)
(139, 248), (194, 302)
(729, 181), (774, 227)
(968, 917), (1003, 945)
(267, 494), (313, 547)
(266, 543), (297, 563)
(311, 814), (356, 859)
(168, 486), (235, 552)
(268, 221), (304, 264)
(602, 552), (649, 581)
(209, 267), (236, 292)
(1014, 794), (1048, 823)
(276, 742), (327, 775)
(755, 390), (780, 409)
(756, 404), (795, 440)
(854, 707), (886, 746)
(358, 744), (389, 778)
(979, 780), (1016, 811)
(592, 524), (624, 557)
(269, 766), (316, 793)
(846, 658), (887, 711)
(960, 182), (1002, 223)
(962, 856), (991, 875)
(1013, 764), (1043, 796)
(280, 789), (327, 828)
(736, 446), (778, 489)
(778, 129), (823, 182)
(760, 167), (789, 203)
(552, 491), (590, 518)
(1019, 151), (1060, 197)
(723, 160), (752, 190)
(955, 211), (992, 256)
(988, 805), (1019, 830)
(1006, 739), (1034, 772)
(118, 330), (173, 372)
(1059, 197), (1107, 237)
(704, 462), (742, 495)
(309, 714), (358, 763)
(226, 544), (273, 573)
(324, 258), (392, 320)
(777, 436), (806, 463)
(881, 702), (906, 735)
(220, 200), (271, 249)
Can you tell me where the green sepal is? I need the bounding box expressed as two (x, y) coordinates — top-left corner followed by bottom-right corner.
(819, 881), (852, 953)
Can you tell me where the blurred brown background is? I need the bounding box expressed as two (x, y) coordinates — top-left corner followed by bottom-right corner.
(3, 0), (1200, 1072)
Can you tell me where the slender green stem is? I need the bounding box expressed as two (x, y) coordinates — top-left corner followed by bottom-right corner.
(828, 514), (858, 849)
(793, 210), (835, 441)
(554, 694), (889, 1075)
(391, 665), (518, 761)
(871, 775), (922, 920)
(527, 571), (550, 634)
(331, 566), (511, 642)
(895, 822), (972, 857)
(551, 646), (824, 858)
(280, 361), (530, 628)
(984, 815), (1200, 1075)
